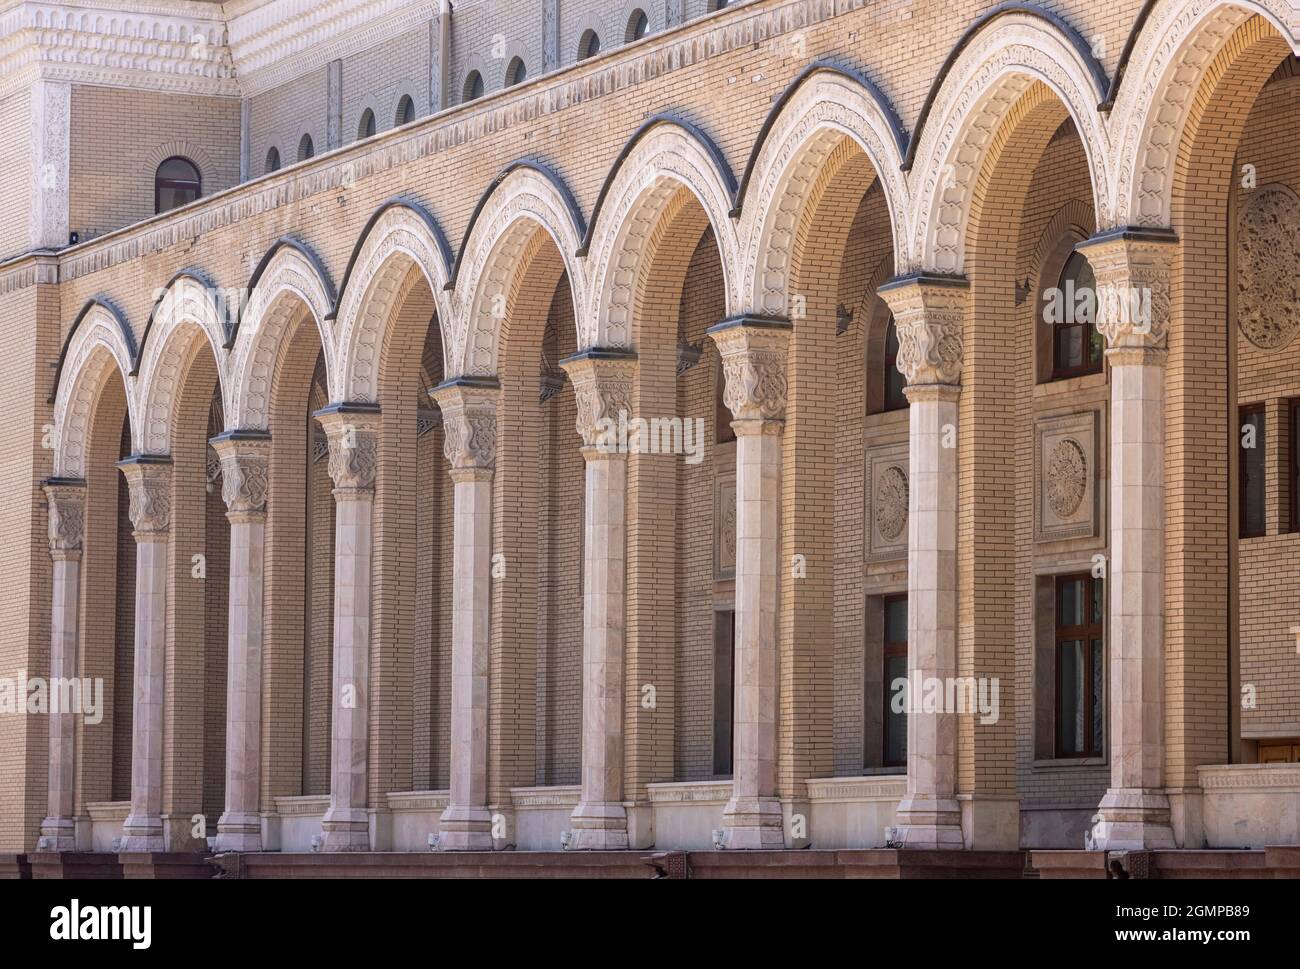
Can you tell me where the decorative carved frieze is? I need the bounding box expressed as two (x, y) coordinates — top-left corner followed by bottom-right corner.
(315, 405), (380, 496)
(210, 432), (271, 520)
(1237, 184), (1300, 351)
(706, 317), (791, 426)
(559, 350), (637, 451)
(715, 472), (736, 579)
(1075, 228), (1176, 360)
(430, 378), (499, 473)
(1034, 411), (1100, 544)
(876, 275), (967, 387)
(117, 458), (173, 537)
(42, 479), (85, 556)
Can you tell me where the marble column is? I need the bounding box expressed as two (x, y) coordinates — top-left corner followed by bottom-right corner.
(117, 456), (173, 853)
(1079, 228), (1177, 851)
(38, 479), (86, 852)
(432, 377), (500, 851)
(211, 431), (270, 853)
(705, 318), (790, 850)
(315, 403), (380, 852)
(878, 275), (968, 850)
(560, 349), (637, 850)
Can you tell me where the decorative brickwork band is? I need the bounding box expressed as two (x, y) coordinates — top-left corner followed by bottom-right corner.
(430, 378), (500, 850)
(559, 350), (638, 849)
(706, 317), (791, 848)
(38, 479), (86, 852)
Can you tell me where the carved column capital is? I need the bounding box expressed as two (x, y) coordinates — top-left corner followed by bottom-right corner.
(210, 431), (271, 521)
(559, 349), (638, 452)
(431, 377), (500, 477)
(1076, 227), (1177, 363)
(117, 457), (173, 538)
(877, 274), (967, 388)
(706, 316), (791, 430)
(42, 478), (86, 558)
(315, 404), (380, 498)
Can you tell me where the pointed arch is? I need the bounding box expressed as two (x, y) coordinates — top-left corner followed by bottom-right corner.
(736, 66), (913, 316)
(1110, 0), (1298, 228)
(228, 238), (336, 431)
(906, 8), (1113, 273)
(51, 299), (138, 478)
(582, 116), (740, 349)
(334, 198), (455, 402)
(135, 272), (230, 455)
(448, 163), (587, 378)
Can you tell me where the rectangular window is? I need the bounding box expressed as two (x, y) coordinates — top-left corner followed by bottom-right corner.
(1291, 401), (1300, 533)
(1054, 573), (1103, 758)
(882, 595), (908, 768)
(712, 610), (735, 777)
(1240, 405), (1266, 539)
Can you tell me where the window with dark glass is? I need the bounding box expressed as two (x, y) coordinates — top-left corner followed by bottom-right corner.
(883, 315), (909, 412)
(628, 10), (649, 41)
(396, 95), (415, 125)
(883, 595), (907, 768)
(359, 108), (376, 139)
(264, 147), (280, 174)
(154, 157), (201, 213)
(713, 610), (736, 777)
(1050, 251), (1103, 380)
(1240, 404), (1266, 538)
(505, 58), (527, 87)
(1292, 400), (1300, 532)
(298, 134), (314, 161)
(579, 30), (601, 61)
(1054, 573), (1103, 758)
(464, 71), (484, 102)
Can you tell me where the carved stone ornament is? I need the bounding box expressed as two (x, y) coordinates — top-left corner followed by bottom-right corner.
(118, 461), (173, 536)
(212, 436), (271, 518)
(865, 444), (909, 560)
(431, 381), (499, 472)
(877, 277), (966, 387)
(1046, 439), (1088, 519)
(707, 320), (791, 424)
(1237, 185), (1300, 351)
(316, 409), (380, 494)
(43, 482), (86, 555)
(874, 465), (910, 542)
(559, 353), (637, 450)
(1075, 231), (1175, 355)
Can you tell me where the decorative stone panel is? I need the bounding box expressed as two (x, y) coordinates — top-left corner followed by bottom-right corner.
(866, 443), (909, 561)
(714, 472), (736, 579)
(1034, 411), (1099, 543)
(1237, 184), (1300, 351)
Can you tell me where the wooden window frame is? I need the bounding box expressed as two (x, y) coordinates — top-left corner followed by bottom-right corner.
(882, 594), (907, 768)
(1239, 403), (1266, 539)
(1053, 572), (1103, 759)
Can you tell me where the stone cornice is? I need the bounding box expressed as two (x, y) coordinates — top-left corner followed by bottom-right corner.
(0, 0), (238, 101)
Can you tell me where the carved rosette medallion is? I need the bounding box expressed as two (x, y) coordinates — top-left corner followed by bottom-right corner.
(1237, 185), (1300, 351)
(874, 465), (909, 542)
(1046, 439), (1088, 519)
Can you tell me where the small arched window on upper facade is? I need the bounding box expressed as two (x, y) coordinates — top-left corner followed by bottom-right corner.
(155, 156), (201, 214)
(579, 29), (601, 61)
(505, 57), (527, 87)
(883, 315), (909, 412)
(264, 147), (281, 175)
(396, 95), (415, 126)
(464, 70), (485, 103)
(298, 134), (314, 161)
(710, 0), (730, 10)
(1049, 251), (1103, 380)
(627, 10), (650, 42)
(359, 108), (376, 140)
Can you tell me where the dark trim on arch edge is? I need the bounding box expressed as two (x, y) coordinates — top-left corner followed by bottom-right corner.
(48, 295), (138, 404)
(732, 60), (909, 217)
(329, 197), (455, 320)
(901, 3), (1111, 172)
(230, 236), (337, 349)
(447, 159), (587, 292)
(1103, 1), (1161, 111)
(577, 114), (738, 256)
(137, 267), (228, 364)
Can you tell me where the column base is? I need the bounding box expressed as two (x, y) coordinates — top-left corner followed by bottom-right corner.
(895, 795), (964, 850)
(722, 796), (784, 849)
(120, 813), (164, 853)
(214, 813), (263, 853)
(438, 805), (494, 851)
(569, 801), (629, 850)
(1091, 788), (1176, 850)
(36, 818), (76, 852)
(320, 807), (371, 852)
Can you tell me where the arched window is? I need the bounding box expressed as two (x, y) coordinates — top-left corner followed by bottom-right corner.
(883, 315), (909, 412)
(463, 70), (484, 103)
(264, 147), (280, 174)
(627, 10), (650, 42)
(710, 0), (729, 10)
(298, 134), (314, 161)
(579, 29), (601, 61)
(154, 156), (201, 213)
(396, 95), (415, 126)
(1050, 251), (1102, 379)
(358, 108), (376, 140)
(505, 57), (527, 87)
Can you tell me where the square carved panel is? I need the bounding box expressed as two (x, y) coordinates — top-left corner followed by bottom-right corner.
(714, 472), (736, 580)
(865, 443), (909, 561)
(1035, 411), (1099, 543)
